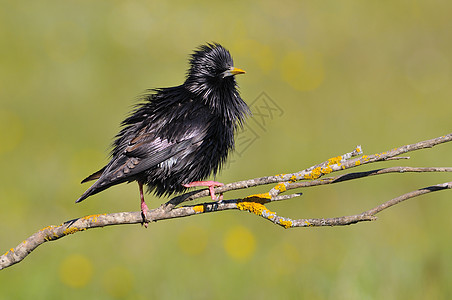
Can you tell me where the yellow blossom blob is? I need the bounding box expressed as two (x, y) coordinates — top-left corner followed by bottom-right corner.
(59, 254), (93, 288)
(224, 226), (256, 262)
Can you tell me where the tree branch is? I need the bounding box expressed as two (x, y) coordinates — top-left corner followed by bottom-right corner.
(1, 133), (451, 270)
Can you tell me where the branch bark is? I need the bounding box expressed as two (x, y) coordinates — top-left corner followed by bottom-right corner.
(1, 133), (451, 270)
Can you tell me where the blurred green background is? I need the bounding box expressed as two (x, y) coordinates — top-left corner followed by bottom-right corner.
(1, 0), (452, 299)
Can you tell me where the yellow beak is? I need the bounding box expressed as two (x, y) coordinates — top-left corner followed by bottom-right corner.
(223, 67), (246, 77)
(229, 67), (246, 75)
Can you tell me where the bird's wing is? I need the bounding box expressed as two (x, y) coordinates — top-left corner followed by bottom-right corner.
(103, 127), (203, 182)
(76, 128), (202, 203)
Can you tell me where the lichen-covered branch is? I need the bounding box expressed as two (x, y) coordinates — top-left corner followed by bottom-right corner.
(1, 133), (452, 270)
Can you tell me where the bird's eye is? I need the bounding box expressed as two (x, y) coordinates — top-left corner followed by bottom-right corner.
(205, 65), (216, 75)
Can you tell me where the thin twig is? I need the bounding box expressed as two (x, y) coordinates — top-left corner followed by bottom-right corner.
(1, 133), (452, 270)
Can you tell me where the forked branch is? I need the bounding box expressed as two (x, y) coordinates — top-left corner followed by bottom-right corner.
(1, 133), (451, 270)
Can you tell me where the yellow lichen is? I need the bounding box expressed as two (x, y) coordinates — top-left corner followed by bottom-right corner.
(328, 155), (342, 165)
(304, 167), (322, 179)
(40, 226), (58, 241)
(193, 205), (204, 213)
(279, 220), (293, 229)
(304, 173), (313, 180)
(289, 175), (297, 183)
(274, 183), (287, 193)
(40, 225), (58, 241)
(265, 213), (276, 220)
(355, 160), (361, 166)
(40, 225), (57, 232)
(242, 193), (271, 203)
(305, 166), (334, 180)
(81, 214), (106, 223)
(304, 220), (312, 226)
(63, 227), (84, 235)
(321, 166), (332, 174)
(237, 202), (275, 216)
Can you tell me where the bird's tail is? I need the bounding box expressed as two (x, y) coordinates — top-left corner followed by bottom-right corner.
(76, 167), (109, 203)
(76, 185), (96, 203)
(76, 179), (115, 203)
(81, 167), (106, 183)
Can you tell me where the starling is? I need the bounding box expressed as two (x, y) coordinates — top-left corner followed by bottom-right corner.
(76, 43), (249, 223)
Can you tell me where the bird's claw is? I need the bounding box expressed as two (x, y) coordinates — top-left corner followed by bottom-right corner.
(183, 181), (224, 201)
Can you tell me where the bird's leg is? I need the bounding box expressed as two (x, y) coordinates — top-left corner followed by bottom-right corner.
(138, 181), (150, 228)
(183, 181), (224, 201)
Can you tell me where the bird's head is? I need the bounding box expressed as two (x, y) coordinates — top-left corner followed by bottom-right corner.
(184, 43), (245, 101)
(184, 43), (249, 125)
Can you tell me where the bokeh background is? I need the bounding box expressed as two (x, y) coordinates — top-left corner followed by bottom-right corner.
(1, 0), (452, 299)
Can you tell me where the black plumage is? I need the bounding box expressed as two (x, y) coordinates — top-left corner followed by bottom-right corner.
(76, 43), (249, 221)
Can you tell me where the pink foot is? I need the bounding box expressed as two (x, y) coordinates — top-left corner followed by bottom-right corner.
(139, 182), (149, 228)
(183, 181), (224, 201)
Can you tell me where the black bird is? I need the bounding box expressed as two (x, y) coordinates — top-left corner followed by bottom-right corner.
(77, 43), (249, 223)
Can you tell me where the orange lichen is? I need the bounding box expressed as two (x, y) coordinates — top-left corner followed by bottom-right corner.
(193, 205), (204, 213)
(279, 220), (293, 229)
